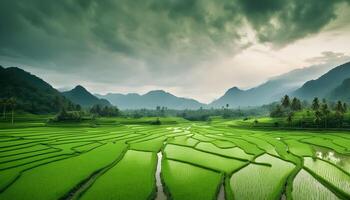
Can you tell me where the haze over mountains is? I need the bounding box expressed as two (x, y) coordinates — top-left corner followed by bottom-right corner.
(328, 78), (350, 102)
(1, 61), (350, 112)
(207, 63), (338, 108)
(63, 86), (111, 108)
(293, 62), (350, 100)
(96, 90), (205, 110)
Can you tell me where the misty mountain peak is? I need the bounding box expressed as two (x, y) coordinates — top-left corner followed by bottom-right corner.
(145, 90), (169, 96)
(72, 85), (88, 92)
(226, 87), (243, 94)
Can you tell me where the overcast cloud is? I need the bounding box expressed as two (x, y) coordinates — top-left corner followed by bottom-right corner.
(1, 0), (350, 103)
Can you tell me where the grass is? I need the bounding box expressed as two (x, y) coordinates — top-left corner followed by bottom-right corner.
(164, 144), (247, 174)
(0, 143), (127, 200)
(1, 116), (350, 199)
(167, 135), (199, 147)
(230, 154), (295, 200)
(301, 137), (348, 154)
(162, 159), (222, 200)
(80, 150), (157, 200)
(130, 136), (167, 152)
(292, 169), (340, 200)
(304, 157), (350, 198)
(195, 142), (254, 160)
(284, 139), (314, 157)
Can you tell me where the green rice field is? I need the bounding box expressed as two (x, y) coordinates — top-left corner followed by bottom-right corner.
(1, 117), (350, 200)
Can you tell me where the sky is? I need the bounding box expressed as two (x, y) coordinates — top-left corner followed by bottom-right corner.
(0, 0), (350, 103)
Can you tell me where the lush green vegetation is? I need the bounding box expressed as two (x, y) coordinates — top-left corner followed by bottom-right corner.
(292, 169), (340, 200)
(269, 95), (350, 128)
(80, 150), (156, 200)
(162, 159), (222, 200)
(230, 154), (295, 200)
(0, 115), (350, 200)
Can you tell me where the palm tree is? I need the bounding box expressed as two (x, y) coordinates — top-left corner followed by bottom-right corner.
(8, 98), (16, 124)
(0, 98), (7, 119)
(321, 103), (330, 128)
(287, 112), (293, 127)
(312, 97), (320, 111)
(281, 95), (290, 108)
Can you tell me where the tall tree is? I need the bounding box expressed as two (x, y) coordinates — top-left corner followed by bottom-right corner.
(312, 97), (320, 111)
(335, 101), (344, 113)
(8, 98), (16, 124)
(291, 98), (302, 111)
(281, 95), (290, 108)
(287, 112), (293, 127)
(314, 110), (322, 128)
(1, 98), (7, 119)
(321, 103), (330, 128)
(343, 103), (348, 113)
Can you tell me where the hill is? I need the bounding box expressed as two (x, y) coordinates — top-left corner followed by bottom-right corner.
(327, 78), (350, 102)
(294, 62), (350, 100)
(62, 85), (111, 107)
(0, 66), (74, 113)
(97, 90), (205, 110)
(210, 63), (335, 108)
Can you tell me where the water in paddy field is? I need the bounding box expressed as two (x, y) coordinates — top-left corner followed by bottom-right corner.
(314, 146), (350, 173)
(155, 152), (167, 200)
(217, 183), (225, 200)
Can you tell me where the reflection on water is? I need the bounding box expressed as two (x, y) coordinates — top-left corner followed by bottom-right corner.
(155, 152), (167, 200)
(314, 146), (350, 173)
(217, 182), (225, 200)
(315, 151), (341, 163)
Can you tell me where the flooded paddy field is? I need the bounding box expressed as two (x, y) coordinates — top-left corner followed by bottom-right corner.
(0, 120), (350, 200)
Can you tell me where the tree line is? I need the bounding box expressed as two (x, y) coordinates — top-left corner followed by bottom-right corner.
(0, 98), (16, 124)
(53, 104), (120, 122)
(270, 95), (349, 128)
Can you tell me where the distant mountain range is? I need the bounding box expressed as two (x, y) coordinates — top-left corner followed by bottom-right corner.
(0, 66), (74, 113)
(97, 90), (205, 110)
(328, 78), (350, 102)
(210, 63), (337, 108)
(293, 62), (350, 100)
(1, 61), (349, 113)
(63, 85), (111, 108)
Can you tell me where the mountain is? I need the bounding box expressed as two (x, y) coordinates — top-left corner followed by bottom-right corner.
(62, 85), (111, 107)
(0, 66), (74, 113)
(97, 90), (205, 110)
(294, 62), (350, 100)
(327, 78), (350, 102)
(210, 63), (336, 108)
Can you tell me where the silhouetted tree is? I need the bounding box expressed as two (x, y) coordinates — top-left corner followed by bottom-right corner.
(0, 98), (8, 119)
(343, 103), (348, 113)
(335, 101), (344, 113)
(312, 98), (320, 111)
(291, 97), (302, 111)
(287, 112), (293, 127)
(314, 110), (322, 128)
(76, 104), (81, 111)
(281, 95), (290, 108)
(321, 103), (330, 128)
(270, 105), (284, 117)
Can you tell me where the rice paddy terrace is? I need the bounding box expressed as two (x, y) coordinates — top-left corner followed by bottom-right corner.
(0, 118), (350, 200)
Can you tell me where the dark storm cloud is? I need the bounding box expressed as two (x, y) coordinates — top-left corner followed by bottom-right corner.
(237, 0), (350, 45)
(0, 0), (348, 73)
